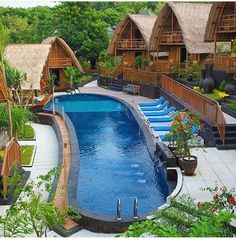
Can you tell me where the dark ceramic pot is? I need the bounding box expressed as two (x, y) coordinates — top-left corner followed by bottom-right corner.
(202, 64), (214, 93)
(225, 72), (235, 94)
(199, 69), (206, 89)
(178, 155), (198, 176)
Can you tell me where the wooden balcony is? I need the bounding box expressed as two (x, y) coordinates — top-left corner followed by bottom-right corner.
(159, 31), (183, 45)
(218, 14), (236, 32)
(48, 58), (73, 68)
(116, 39), (147, 50)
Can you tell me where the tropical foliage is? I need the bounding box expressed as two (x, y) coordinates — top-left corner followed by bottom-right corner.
(165, 111), (202, 158)
(0, 103), (34, 138)
(123, 189), (236, 237)
(0, 167), (80, 237)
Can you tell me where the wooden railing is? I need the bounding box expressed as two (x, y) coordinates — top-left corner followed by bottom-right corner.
(218, 14), (236, 32)
(48, 58), (73, 68)
(201, 54), (236, 72)
(1, 138), (21, 197)
(160, 75), (226, 144)
(123, 68), (160, 85)
(117, 39), (147, 49)
(214, 54), (236, 72)
(159, 31), (183, 44)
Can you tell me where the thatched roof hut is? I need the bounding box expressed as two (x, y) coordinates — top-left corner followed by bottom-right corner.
(5, 37), (83, 91)
(204, 2), (236, 42)
(107, 14), (157, 55)
(149, 3), (214, 54)
(5, 44), (51, 90)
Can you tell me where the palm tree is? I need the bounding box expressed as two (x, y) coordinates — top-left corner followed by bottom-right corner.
(0, 23), (9, 84)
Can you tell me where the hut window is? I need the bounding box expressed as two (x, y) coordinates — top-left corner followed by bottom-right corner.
(121, 33), (128, 39)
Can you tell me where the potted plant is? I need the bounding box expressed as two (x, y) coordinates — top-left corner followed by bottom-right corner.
(166, 111), (203, 176)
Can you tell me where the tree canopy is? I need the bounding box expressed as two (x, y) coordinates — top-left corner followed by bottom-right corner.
(0, 2), (164, 64)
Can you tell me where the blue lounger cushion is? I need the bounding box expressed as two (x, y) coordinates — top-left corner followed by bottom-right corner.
(152, 126), (171, 131)
(159, 135), (169, 141)
(143, 106), (175, 116)
(140, 101), (169, 111)
(123, 87), (136, 93)
(138, 96), (164, 107)
(148, 112), (177, 123)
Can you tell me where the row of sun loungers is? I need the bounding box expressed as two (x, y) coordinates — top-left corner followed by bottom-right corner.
(138, 96), (178, 141)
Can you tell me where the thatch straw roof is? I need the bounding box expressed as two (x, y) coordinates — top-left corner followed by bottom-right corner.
(42, 36), (84, 73)
(5, 44), (51, 90)
(204, 2), (228, 42)
(0, 65), (11, 100)
(107, 14), (157, 55)
(5, 36), (84, 91)
(149, 3), (214, 54)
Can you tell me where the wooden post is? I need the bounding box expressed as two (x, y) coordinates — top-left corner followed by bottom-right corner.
(213, 34), (217, 62)
(7, 100), (13, 140)
(52, 86), (55, 115)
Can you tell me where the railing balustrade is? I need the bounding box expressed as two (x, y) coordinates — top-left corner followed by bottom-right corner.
(117, 39), (147, 49)
(160, 75), (226, 144)
(159, 31), (183, 44)
(218, 14), (236, 32)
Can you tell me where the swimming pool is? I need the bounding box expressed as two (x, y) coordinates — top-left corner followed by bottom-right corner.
(46, 94), (169, 220)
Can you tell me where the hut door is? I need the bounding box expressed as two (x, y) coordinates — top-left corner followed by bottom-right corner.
(180, 47), (187, 63)
(50, 69), (60, 87)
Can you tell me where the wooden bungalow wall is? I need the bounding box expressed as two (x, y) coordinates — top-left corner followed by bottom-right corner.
(42, 41), (75, 90)
(115, 19), (149, 68)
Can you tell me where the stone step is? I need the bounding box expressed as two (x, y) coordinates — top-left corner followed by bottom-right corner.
(214, 131), (236, 138)
(215, 137), (236, 145)
(216, 143), (236, 150)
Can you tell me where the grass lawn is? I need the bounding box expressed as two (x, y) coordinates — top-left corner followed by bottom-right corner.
(21, 145), (34, 166)
(18, 125), (35, 140)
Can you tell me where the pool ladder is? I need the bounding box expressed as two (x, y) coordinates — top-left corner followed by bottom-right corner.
(116, 197), (139, 221)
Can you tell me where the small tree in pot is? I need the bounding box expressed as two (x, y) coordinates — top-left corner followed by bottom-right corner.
(166, 111), (203, 176)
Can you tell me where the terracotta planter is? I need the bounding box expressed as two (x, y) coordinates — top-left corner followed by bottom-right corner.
(178, 155), (198, 176)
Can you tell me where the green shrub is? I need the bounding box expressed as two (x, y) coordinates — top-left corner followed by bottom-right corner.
(219, 80), (227, 91)
(227, 101), (236, 111)
(135, 55), (142, 70)
(143, 58), (150, 68)
(0, 104), (35, 138)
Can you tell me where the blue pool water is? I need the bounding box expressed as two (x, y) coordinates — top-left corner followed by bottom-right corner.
(47, 94), (169, 218)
